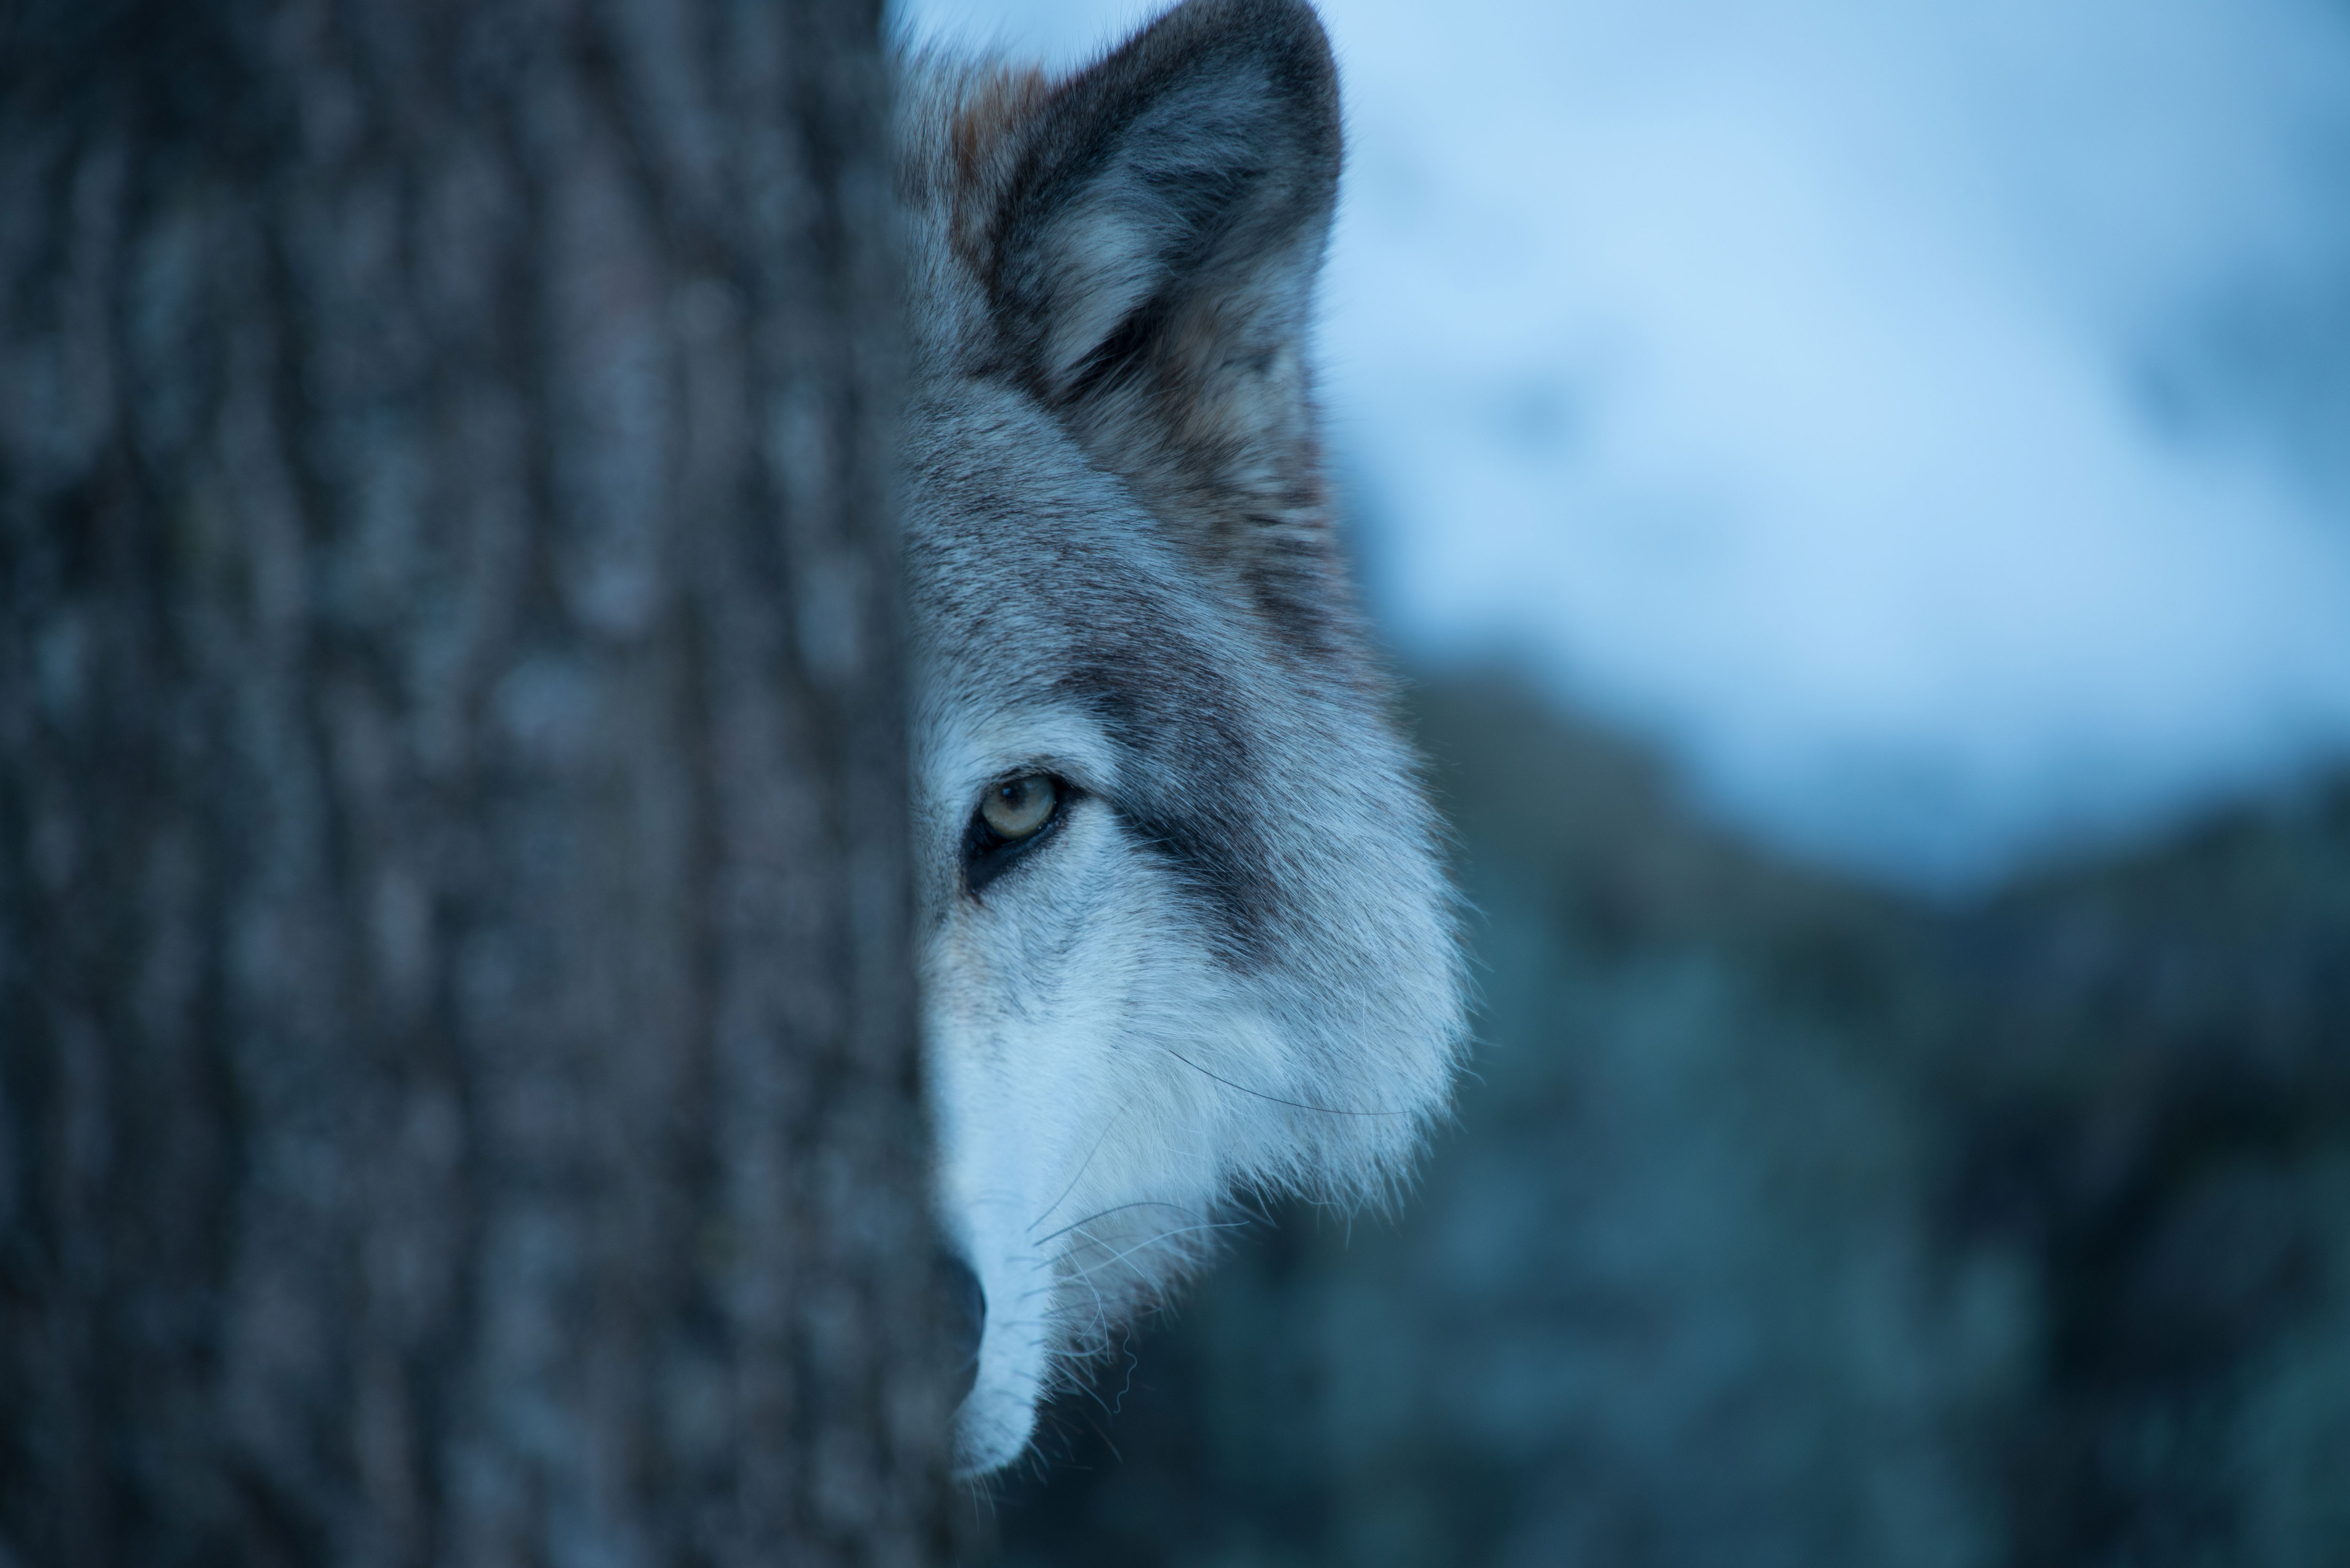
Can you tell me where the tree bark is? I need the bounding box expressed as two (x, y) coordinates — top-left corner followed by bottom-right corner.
(0, 1), (949, 1563)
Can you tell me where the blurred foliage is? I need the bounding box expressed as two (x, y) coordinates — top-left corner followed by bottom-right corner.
(973, 671), (2350, 1568)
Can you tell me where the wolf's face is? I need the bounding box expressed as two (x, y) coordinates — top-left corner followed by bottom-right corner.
(897, 0), (1465, 1475)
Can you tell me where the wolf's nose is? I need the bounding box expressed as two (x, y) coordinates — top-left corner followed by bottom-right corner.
(940, 1250), (985, 1406)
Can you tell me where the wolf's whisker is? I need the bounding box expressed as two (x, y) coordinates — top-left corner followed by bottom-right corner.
(1065, 1221), (1242, 1282)
(1034, 1199), (1209, 1248)
(1164, 1048), (1411, 1118)
(1028, 1104), (1136, 1233)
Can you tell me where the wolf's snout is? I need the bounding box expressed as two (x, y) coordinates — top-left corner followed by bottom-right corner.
(939, 1250), (986, 1406)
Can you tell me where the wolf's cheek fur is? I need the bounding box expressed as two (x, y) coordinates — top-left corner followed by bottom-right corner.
(900, 0), (1468, 1477)
(924, 815), (1278, 1473)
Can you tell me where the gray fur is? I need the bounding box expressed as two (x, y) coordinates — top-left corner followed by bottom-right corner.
(897, 0), (1467, 1475)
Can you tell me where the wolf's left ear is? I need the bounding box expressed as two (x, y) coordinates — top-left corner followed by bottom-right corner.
(990, 0), (1340, 549)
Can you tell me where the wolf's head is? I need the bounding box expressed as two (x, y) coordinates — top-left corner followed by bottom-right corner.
(896, 0), (1466, 1475)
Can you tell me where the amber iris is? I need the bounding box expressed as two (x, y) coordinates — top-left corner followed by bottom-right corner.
(980, 775), (1058, 840)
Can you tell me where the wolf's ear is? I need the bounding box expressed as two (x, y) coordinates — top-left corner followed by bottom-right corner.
(990, 0), (1340, 549)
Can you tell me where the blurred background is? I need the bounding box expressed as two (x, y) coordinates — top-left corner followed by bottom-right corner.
(896, 0), (2350, 1562)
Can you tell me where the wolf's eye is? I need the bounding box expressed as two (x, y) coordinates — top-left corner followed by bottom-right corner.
(979, 774), (1058, 841)
(964, 773), (1070, 898)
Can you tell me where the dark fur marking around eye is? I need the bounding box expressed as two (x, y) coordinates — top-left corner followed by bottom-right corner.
(964, 775), (1076, 897)
(1053, 657), (1282, 959)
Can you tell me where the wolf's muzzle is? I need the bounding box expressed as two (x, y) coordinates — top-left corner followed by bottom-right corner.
(939, 1249), (986, 1406)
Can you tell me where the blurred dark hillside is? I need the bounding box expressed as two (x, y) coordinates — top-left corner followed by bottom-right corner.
(978, 672), (2350, 1568)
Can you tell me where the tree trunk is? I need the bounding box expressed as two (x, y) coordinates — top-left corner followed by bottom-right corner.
(0, 2), (950, 1563)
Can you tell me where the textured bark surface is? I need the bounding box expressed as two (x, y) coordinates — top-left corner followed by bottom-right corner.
(0, 1), (950, 1563)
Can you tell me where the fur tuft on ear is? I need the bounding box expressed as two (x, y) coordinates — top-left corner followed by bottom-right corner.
(986, 0), (1344, 601)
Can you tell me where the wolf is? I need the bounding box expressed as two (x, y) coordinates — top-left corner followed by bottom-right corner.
(897, 0), (1468, 1475)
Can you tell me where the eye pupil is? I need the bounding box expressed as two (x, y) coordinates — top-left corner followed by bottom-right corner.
(979, 774), (1058, 841)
